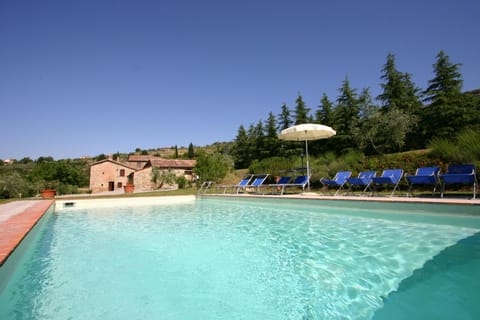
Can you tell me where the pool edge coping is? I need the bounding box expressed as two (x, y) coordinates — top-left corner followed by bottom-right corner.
(201, 193), (480, 206)
(0, 200), (54, 268)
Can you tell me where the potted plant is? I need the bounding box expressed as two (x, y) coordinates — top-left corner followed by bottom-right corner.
(124, 173), (135, 193)
(39, 180), (58, 199)
(40, 189), (56, 199)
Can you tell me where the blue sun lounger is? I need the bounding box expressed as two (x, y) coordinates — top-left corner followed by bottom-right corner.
(277, 175), (309, 195)
(371, 169), (404, 196)
(320, 171), (352, 195)
(264, 176), (292, 194)
(346, 171), (376, 195)
(238, 174), (269, 193)
(219, 174), (253, 194)
(439, 164), (477, 199)
(405, 166), (440, 197)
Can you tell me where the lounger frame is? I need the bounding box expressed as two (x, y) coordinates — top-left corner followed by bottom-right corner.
(439, 164), (477, 199)
(346, 171), (376, 196)
(371, 169), (404, 197)
(405, 166), (440, 197)
(320, 171), (352, 196)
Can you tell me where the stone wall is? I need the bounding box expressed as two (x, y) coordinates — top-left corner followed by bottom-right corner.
(134, 168), (194, 191)
(134, 167), (156, 191)
(90, 160), (196, 193)
(89, 161), (135, 193)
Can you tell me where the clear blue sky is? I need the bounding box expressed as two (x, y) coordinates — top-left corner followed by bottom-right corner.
(1, 0), (479, 160)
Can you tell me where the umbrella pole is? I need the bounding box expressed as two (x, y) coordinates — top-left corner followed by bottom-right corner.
(305, 139), (310, 192)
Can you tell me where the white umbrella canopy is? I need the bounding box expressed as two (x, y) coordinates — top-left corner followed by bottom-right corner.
(278, 123), (336, 191)
(278, 123), (336, 141)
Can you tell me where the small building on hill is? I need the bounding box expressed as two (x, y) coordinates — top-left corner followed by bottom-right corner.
(89, 155), (196, 193)
(89, 159), (137, 193)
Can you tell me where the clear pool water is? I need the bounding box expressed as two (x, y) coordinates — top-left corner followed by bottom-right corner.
(1, 197), (479, 319)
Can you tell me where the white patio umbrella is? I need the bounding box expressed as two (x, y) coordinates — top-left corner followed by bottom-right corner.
(278, 123), (336, 191)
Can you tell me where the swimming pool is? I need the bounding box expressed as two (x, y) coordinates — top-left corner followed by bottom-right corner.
(1, 197), (479, 319)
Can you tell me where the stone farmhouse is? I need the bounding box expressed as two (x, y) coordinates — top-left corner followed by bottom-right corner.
(89, 155), (196, 193)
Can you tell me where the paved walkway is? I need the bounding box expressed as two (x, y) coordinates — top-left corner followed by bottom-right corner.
(0, 200), (54, 266)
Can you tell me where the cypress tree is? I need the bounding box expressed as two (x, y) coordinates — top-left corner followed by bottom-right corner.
(187, 143), (195, 159)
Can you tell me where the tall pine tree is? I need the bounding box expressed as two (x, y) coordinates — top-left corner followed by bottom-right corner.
(264, 112), (280, 158)
(294, 93), (310, 125)
(334, 78), (359, 135)
(424, 50), (463, 103)
(253, 120), (267, 159)
(278, 103), (292, 130)
(332, 78), (359, 153)
(377, 53), (422, 115)
(422, 50), (464, 140)
(231, 125), (250, 169)
(377, 53), (422, 149)
(315, 93), (334, 126)
(310, 93), (336, 156)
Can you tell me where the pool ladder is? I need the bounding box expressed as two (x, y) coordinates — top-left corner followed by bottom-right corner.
(197, 181), (214, 195)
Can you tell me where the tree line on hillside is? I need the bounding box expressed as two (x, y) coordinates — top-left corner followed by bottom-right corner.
(230, 51), (480, 169)
(2, 51), (479, 197)
(94, 143), (197, 161)
(0, 143), (201, 199)
(0, 157), (89, 198)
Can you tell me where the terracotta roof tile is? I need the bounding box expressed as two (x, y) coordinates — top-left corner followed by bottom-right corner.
(150, 159), (196, 168)
(128, 155), (156, 162)
(90, 158), (137, 170)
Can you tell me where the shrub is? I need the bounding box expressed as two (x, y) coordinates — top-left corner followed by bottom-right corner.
(176, 176), (188, 189)
(194, 152), (233, 183)
(0, 172), (34, 198)
(249, 156), (296, 177)
(456, 129), (480, 163)
(429, 129), (480, 165)
(57, 183), (78, 195)
(313, 151), (365, 179)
